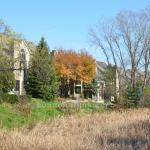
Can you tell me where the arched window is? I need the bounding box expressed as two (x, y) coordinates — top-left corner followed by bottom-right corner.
(20, 49), (26, 61)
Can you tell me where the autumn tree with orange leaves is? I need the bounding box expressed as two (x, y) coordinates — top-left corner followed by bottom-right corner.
(54, 50), (96, 97)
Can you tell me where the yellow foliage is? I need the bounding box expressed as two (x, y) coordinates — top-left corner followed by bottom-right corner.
(54, 50), (96, 84)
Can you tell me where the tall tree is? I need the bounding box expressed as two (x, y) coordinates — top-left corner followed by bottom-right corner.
(0, 54), (15, 93)
(0, 19), (20, 94)
(26, 37), (59, 100)
(55, 50), (96, 83)
(54, 50), (96, 97)
(90, 8), (150, 101)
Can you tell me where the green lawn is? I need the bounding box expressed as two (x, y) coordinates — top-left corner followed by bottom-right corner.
(0, 99), (62, 129)
(0, 98), (107, 129)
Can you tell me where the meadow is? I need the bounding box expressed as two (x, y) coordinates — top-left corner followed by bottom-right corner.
(0, 100), (150, 150)
(0, 98), (106, 129)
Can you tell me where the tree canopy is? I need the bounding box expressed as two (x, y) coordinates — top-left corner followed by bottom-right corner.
(0, 55), (15, 93)
(54, 50), (96, 84)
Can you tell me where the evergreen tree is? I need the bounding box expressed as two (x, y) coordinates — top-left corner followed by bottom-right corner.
(102, 65), (116, 100)
(26, 37), (59, 100)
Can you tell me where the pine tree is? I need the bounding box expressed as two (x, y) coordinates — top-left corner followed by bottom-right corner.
(26, 37), (59, 100)
(102, 65), (116, 100)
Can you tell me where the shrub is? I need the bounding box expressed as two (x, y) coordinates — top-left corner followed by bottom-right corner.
(27, 95), (32, 102)
(143, 87), (150, 107)
(1, 93), (18, 104)
(121, 81), (142, 108)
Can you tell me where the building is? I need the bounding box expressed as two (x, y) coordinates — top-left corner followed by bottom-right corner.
(95, 61), (107, 100)
(1, 39), (32, 95)
(62, 61), (107, 100)
(12, 41), (31, 95)
(71, 61), (119, 101)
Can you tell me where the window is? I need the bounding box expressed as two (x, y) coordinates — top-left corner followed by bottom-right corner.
(20, 49), (25, 60)
(15, 80), (20, 91)
(75, 86), (81, 94)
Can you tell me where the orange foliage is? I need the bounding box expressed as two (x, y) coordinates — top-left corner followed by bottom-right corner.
(54, 50), (96, 84)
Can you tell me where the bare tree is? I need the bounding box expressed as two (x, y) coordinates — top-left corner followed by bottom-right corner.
(90, 8), (150, 96)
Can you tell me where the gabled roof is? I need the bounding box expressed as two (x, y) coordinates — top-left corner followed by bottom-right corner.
(96, 61), (108, 80)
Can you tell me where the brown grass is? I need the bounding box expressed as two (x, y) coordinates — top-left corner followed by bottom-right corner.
(0, 108), (150, 150)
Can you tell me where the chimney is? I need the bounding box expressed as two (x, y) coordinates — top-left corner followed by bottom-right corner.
(51, 50), (55, 63)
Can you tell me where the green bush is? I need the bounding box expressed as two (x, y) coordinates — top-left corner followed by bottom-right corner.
(0, 55), (16, 93)
(27, 95), (32, 102)
(1, 94), (18, 104)
(121, 81), (142, 108)
(143, 87), (150, 107)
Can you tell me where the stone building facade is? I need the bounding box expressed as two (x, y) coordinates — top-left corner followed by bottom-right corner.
(12, 41), (31, 95)
(1, 39), (32, 95)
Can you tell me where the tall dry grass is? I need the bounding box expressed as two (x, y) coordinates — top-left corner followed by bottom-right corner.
(0, 108), (150, 150)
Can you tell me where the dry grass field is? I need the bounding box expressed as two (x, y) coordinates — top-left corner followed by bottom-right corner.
(0, 108), (150, 150)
